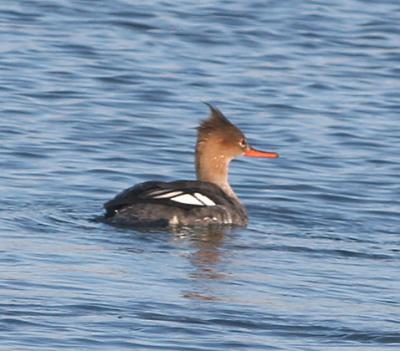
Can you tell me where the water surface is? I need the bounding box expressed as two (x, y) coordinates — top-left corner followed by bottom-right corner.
(1, 0), (399, 350)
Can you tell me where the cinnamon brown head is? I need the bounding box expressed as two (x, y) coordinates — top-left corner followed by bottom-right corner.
(197, 104), (248, 161)
(195, 104), (279, 198)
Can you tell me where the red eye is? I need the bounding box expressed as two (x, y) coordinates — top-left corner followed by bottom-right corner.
(239, 138), (247, 148)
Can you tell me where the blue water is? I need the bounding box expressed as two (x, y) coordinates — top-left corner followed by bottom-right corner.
(1, 0), (399, 349)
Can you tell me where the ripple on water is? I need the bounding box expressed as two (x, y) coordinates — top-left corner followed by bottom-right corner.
(1, 0), (400, 350)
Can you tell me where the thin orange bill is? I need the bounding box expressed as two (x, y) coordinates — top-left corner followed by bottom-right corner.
(244, 147), (279, 158)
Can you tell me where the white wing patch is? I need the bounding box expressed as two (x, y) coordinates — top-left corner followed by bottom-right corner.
(152, 191), (183, 199)
(148, 189), (216, 207)
(147, 189), (171, 197)
(171, 194), (204, 206)
(194, 193), (216, 206)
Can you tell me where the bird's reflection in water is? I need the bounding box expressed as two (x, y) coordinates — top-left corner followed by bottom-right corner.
(171, 225), (235, 301)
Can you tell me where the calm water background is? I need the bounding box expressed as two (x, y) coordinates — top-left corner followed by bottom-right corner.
(1, 0), (399, 350)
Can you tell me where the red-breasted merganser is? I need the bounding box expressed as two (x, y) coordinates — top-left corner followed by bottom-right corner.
(104, 104), (279, 227)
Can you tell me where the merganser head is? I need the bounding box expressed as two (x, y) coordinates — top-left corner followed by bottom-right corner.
(195, 104), (279, 198)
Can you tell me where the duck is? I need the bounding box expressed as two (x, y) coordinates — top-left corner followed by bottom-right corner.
(104, 104), (279, 227)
